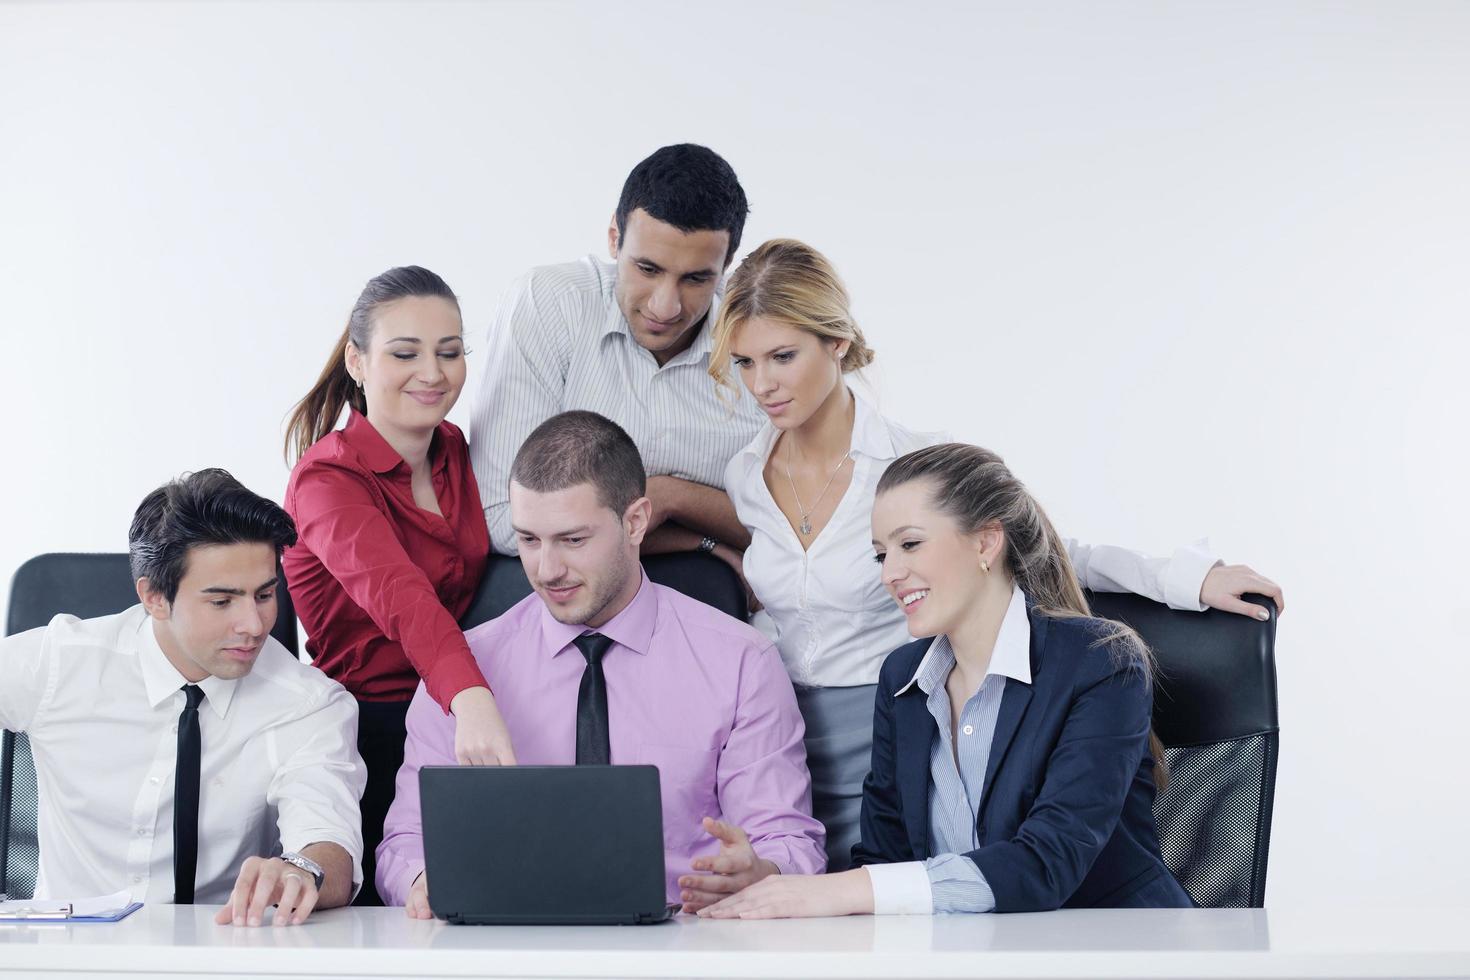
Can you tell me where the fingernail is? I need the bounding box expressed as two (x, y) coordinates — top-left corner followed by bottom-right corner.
(1257, 609), (1269, 620)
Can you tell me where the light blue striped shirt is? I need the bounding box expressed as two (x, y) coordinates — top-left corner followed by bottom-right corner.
(868, 585), (1032, 914)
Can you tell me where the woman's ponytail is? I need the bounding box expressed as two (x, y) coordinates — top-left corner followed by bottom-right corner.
(284, 325), (366, 463)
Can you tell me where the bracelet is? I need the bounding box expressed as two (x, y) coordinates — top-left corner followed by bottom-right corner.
(697, 536), (717, 554)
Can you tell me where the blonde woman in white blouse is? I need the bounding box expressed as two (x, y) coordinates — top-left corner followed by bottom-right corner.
(708, 239), (1284, 873)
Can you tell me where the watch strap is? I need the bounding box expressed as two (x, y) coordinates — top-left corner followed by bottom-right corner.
(279, 851), (325, 890)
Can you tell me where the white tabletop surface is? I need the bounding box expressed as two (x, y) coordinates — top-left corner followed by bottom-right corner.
(2, 904), (1468, 979)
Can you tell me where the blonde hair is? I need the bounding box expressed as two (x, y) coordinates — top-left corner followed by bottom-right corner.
(709, 238), (876, 391)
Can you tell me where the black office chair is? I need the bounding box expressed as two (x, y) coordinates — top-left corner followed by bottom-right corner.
(2, 552), (300, 900)
(1086, 590), (1280, 909)
(460, 553), (748, 630)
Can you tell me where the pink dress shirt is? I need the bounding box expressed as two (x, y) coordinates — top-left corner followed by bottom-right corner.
(376, 572), (826, 905)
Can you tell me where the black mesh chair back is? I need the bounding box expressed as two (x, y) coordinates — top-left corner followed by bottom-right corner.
(1085, 590), (1279, 908)
(460, 553), (747, 630)
(2, 552), (299, 899)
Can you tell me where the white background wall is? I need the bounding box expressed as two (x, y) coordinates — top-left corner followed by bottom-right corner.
(3, 0), (1467, 910)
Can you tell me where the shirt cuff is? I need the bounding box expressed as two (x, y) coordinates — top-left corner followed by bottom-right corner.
(924, 853), (996, 913)
(865, 861), (934, 915)
(424, 656), (489, 715)
(751, 834), (827, 877)
(1163, 543), (1220, 612)
(750, 842), (793, 877)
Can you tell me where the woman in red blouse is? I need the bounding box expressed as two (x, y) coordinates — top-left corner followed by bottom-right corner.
(282, 266), (516, 905)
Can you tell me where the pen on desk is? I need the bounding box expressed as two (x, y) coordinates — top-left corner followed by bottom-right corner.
(6, 905), (73, 920)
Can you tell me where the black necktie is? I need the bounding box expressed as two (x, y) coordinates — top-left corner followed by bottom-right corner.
(173, 684), (205, 904)
(573, 633), (613, 765)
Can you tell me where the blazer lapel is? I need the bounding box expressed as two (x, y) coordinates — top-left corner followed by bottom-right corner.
(893, 684), (937, 859)
(978, 612), (1046, 808)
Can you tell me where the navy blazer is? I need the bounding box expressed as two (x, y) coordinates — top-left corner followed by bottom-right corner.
(851, 607), (1192, 911)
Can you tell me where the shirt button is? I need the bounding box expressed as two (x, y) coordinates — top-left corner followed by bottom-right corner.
(149, 776), (161, 785)
(962, 725), (975, 736)
(136, 828), (149, 837)
(132, 874), (143, 884)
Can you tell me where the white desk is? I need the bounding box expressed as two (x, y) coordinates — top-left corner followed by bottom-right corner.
(1, 905), (1467, 979)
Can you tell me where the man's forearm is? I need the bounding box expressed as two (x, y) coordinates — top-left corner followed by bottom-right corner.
(648, 476), (751, 549)
(302, 842), (356, 910)
(641, 523), (705, 556)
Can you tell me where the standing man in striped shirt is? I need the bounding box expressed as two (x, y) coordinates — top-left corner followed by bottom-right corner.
(469, 144), (763, 575)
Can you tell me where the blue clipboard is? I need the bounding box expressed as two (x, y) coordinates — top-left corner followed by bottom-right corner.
(70, 901), (144, 922)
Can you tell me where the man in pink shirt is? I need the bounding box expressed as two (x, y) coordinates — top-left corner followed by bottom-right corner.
(377, 411), (826, 915)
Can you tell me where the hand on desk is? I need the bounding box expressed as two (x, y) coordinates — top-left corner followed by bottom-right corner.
(697, 867), (874, 919)
(1200, 563), (1284, 620)
(677, 817), (780, 913)
(215, 856), (319, 927)
(405, 872), (433, 920)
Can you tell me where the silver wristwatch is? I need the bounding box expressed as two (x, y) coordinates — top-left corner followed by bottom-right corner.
(279, 851), (325, 890)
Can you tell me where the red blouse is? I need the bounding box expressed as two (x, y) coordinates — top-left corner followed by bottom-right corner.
(284, 411), (490, 708)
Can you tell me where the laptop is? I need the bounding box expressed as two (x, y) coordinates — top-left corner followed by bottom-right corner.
(419, 765), (675, 925)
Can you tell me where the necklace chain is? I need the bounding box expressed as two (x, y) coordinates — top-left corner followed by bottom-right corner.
(784, 439), (852, 536)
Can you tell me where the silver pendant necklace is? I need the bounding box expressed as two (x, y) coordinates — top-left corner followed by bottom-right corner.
(784, 439), (852, 536)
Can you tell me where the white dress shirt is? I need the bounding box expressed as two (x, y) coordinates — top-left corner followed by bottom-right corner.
(0, 606), (366, 904)
(726, 385), (1220, 689)
(866, 585), (1033, 914)
(469, 256), (767, 554)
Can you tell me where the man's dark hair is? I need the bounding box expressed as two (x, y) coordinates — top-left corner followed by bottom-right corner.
(510, 411), (646, 517)
(615, 144), (749, 265)
(128, 468), (298, 603)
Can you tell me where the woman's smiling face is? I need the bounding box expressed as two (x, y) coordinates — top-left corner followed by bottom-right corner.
(347, 294), (467, 437)
(871, 478), (990, 638)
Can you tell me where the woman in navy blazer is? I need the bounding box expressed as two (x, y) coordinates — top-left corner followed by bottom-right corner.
(699, 443), (1191, 918)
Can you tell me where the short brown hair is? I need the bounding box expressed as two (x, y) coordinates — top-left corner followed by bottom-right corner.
(509, 411), (646, 515)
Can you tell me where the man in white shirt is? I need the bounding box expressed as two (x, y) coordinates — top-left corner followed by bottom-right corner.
(470, 143), (764, 573)
(0, 469), (366, 926)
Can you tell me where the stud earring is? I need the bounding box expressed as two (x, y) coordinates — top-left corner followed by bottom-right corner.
(980, 559), (990, 573)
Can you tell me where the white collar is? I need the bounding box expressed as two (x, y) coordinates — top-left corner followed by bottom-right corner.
(134, 610), (238, 719)
(895, 585), (1033, 697)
